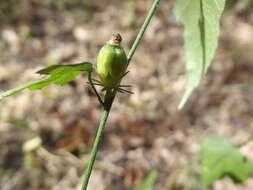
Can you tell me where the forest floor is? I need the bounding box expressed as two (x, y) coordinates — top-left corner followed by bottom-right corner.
(1, 0), (253, 190)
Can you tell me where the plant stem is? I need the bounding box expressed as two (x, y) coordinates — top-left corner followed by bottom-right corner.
(81, 90), (115, 190)
(127, 0), (161, 64)
(88, 72), (104, 106)
(81, 110), (109, 189)
(81, 0), (161, 189)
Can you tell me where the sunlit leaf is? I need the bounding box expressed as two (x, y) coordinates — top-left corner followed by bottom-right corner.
(201, 135), (253, 187)
(174, 0), (226, 109)
(134, 170), (158, 190)
(0, 62), (93, 100)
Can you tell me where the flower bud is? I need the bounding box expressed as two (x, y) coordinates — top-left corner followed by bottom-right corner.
(96, 33), (128, 88)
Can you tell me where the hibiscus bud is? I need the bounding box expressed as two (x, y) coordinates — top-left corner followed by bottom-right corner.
(96, 33), (128, 88)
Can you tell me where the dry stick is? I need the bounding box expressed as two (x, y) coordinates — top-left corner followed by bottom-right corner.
(81, 0), (161, 189)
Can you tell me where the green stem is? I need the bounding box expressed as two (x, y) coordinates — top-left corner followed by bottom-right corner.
(127, 0), (161, 64)
(88, 72), (104, 106)
(81, 0), (161, 189)
(81, 109), (109, 190)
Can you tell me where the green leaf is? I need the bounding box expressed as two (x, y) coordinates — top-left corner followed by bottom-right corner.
(201, 135), (253, 187)
(0, 62), (93, 100)
(174, 0), (226, 109)
(134, 170), (158, 190)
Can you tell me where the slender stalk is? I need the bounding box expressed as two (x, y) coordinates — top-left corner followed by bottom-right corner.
(127, 0), (161, 64)
(81, 110), (109, 189)
(81, 0), (161, 189)
(88, 72), (104, 106)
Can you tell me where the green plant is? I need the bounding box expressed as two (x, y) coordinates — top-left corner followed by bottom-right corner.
(96, 33), (128, 89)
(1, 1), (161, 189)
(22, 136), (42, 169)
(2, 0), (251, 189)
(134, 170), (158, 190)
(201, 135), (253, 187)
(174, 0), (226, 108)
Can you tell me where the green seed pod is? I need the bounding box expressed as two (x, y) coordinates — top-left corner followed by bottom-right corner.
(96, 33), (128, 88)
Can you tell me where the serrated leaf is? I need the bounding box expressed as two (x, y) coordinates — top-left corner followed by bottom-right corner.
(201, 135), (253, 187)
(0, 62), (93, 100)
(134, 170), (158, 190)
(174, 0), (226, 109)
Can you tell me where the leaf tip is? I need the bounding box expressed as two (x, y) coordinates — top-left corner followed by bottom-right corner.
(178, 88), (194, 110)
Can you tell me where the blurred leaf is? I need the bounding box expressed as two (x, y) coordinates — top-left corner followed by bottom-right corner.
(13, 119), (29, 128)
(201, 135), (253, 187)
(0, 62), (93, 100)
(174, 0), (226, 109)
(22, 136), (42, 169)
(134, 170), (158, 190)
(22, 136), (42, 153)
